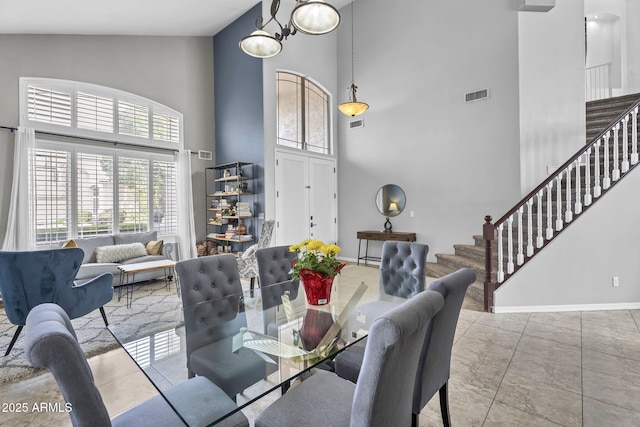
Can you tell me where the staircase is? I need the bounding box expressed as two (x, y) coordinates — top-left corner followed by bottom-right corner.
(427, 93), (640, 307)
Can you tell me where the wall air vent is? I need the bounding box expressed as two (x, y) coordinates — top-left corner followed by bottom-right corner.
(465, 88), (490, 103)
(349, 119), (364, 129)
(198, 150), (213, 160)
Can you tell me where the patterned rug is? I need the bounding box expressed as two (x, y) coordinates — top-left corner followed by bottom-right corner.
(0, 279), (183, 384)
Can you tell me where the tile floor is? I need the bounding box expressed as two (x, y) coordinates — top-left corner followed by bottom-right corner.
(3, 295), (640, 426)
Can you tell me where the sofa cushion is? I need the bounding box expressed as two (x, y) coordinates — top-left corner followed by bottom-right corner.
(61, 239), (78, 248)
(76, 263), (121, 280)
(74, 235), (116, 264)
(114, 231), (157, 246)
(120, 254), (168, 265)
(145, 240), (164, 255)
(96, 243), (148, 263)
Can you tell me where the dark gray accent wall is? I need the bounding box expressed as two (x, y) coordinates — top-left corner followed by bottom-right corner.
(213, 2), (265, 234)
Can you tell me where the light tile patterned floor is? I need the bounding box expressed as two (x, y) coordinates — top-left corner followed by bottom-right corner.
(3, 294), (640, 426)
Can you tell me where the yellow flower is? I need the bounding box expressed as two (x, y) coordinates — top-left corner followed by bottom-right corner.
(325, 244), (341, 255)
(306, 240), (323, 251)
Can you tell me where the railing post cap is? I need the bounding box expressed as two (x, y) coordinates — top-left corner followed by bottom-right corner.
(484, 215), (492, 223)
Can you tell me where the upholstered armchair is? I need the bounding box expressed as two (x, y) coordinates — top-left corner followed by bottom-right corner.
(236, 219), (275, 295)
(0, 248), (113, 356)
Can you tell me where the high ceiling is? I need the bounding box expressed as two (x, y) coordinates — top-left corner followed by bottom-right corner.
(0, 0), (352, 37)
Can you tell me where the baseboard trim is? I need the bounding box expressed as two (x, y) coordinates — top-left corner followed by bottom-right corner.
(493, 302), (640, 313)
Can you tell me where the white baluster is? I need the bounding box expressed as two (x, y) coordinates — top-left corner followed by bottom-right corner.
(527, 198), (534, 256)
(603, 133), (611, 189)
(573, 158), (582, 215)
(517, 207), (524, 265)
(594, 140), (602, 197)
(583, 148), (591, 207)
(497, 223), (504, 283)
(555, 175), (563, 231)
(507, 215), (514, 274)
(632, 107), (638, 165)
(546, 183), (554, 240)
(622, 116), (630, 173)
(612, 124), (621, 181)
(536, 190), (544, 248)
(565, 164), (573, 223)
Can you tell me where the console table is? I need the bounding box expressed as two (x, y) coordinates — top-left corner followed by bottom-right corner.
(356, 230), (417, 265)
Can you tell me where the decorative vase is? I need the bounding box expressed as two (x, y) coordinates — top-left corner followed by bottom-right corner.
(299, 309), (334, 350)
(236, 219), (246, 235)
(299, 270), (334, 305)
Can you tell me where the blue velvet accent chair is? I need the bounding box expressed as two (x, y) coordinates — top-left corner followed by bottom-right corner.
(25, 303), (249, 427)
(175, 254), (268, 399)
(0, 248), (113, 356)
(254, 290), (445, 427)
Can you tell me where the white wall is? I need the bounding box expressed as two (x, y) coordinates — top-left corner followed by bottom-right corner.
(335, 0), (521, 261)
(495, 165), (640, 311)
(0, 35), (215, 242)
(518, 0), (587, 194)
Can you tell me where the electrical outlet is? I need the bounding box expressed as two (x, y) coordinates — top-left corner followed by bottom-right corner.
(612, 276), (620, 287)
(410, 211), (415, 218)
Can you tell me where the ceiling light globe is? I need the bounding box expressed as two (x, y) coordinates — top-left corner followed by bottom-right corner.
(239, 30), (282, 58)
(291, 1), (340, 35)
(338, 101), (369, 117)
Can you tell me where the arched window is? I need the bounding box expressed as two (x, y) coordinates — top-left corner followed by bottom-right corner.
(276, 72), (332, 155)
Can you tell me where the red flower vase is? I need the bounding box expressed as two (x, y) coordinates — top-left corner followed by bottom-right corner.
(299, 270), (334, 305)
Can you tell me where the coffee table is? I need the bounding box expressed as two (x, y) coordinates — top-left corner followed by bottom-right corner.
(117, 260), (178, 308)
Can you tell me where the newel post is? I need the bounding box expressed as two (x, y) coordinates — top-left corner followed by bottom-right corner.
(483, 215), (496, 312)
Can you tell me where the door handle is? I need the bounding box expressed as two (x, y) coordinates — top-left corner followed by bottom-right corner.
(310, 223), (316, 228)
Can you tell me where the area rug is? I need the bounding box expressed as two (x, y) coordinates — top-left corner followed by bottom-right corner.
(0, 279), (184, 384)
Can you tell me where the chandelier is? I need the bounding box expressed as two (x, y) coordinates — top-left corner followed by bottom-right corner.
(240, 0), (341, 58)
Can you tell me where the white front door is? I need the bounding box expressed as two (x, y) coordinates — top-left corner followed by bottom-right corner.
(275, 149), (337, 246)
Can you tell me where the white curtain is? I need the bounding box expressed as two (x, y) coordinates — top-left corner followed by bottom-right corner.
(176, 149), (197, 260)
(2, 127), (35, 251)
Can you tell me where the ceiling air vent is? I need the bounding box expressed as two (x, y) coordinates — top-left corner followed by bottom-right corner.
(465, 88), (490, 103)
(349, 119), (364, 129)
(198, 150), (213, 160)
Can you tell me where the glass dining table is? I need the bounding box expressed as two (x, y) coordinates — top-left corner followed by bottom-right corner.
(108, 267), (426, 426)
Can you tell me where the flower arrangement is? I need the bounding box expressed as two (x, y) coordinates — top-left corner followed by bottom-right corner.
(289, 239), (346, 280)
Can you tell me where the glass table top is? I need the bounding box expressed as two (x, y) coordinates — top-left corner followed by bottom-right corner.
(108, 267), (426, 426)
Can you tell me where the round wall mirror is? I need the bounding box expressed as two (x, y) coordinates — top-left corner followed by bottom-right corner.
(375, 184), (406, 231)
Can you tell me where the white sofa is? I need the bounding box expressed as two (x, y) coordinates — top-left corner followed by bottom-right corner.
(71, 231), (175, 286)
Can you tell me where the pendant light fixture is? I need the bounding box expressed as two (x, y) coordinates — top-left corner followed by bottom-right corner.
(338, 0), (368, 117)
(240, 0), (340, 59)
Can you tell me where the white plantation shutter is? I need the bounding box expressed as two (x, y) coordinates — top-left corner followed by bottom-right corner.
(152, 160), (177, 235)
(21, 78), (183, 150)
(76, 152), (114, 237)
(153, 112), (180, 143)
(33, 148), (71, 245)
(27, 86), (72, 127)
(118, 157), (150, 233)
(118, 101), (150, 138)
(77, 92), (114, 133)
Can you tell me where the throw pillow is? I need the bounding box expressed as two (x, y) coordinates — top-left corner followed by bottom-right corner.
(61, 239), (78, 248)
(146, 240), (164, 255)
(95, 242), (148, 263)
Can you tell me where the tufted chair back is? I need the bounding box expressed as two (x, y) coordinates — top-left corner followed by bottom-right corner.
(379, 241), (428, 276)
(175, 254), (246, 372)
(255, 246), (300, 336)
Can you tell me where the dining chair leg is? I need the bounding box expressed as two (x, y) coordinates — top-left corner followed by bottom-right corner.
(439, 381), (451, 427)
(99, 307), (109, 326)
(5, 325), (24, 356)
(411, 412), (419, 427)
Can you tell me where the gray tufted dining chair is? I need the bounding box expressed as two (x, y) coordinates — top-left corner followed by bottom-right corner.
(255, 289), (445, 427)
(25, 303), (249, 427)
(175, 254), (267, 399)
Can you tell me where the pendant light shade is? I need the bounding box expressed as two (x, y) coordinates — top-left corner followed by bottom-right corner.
(339, 0), (368, 117)
(338, 83), (369, 116)
(240, 29), (282, 58)
(239, 0), (340, 58)
(291, 0), (341, 35)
